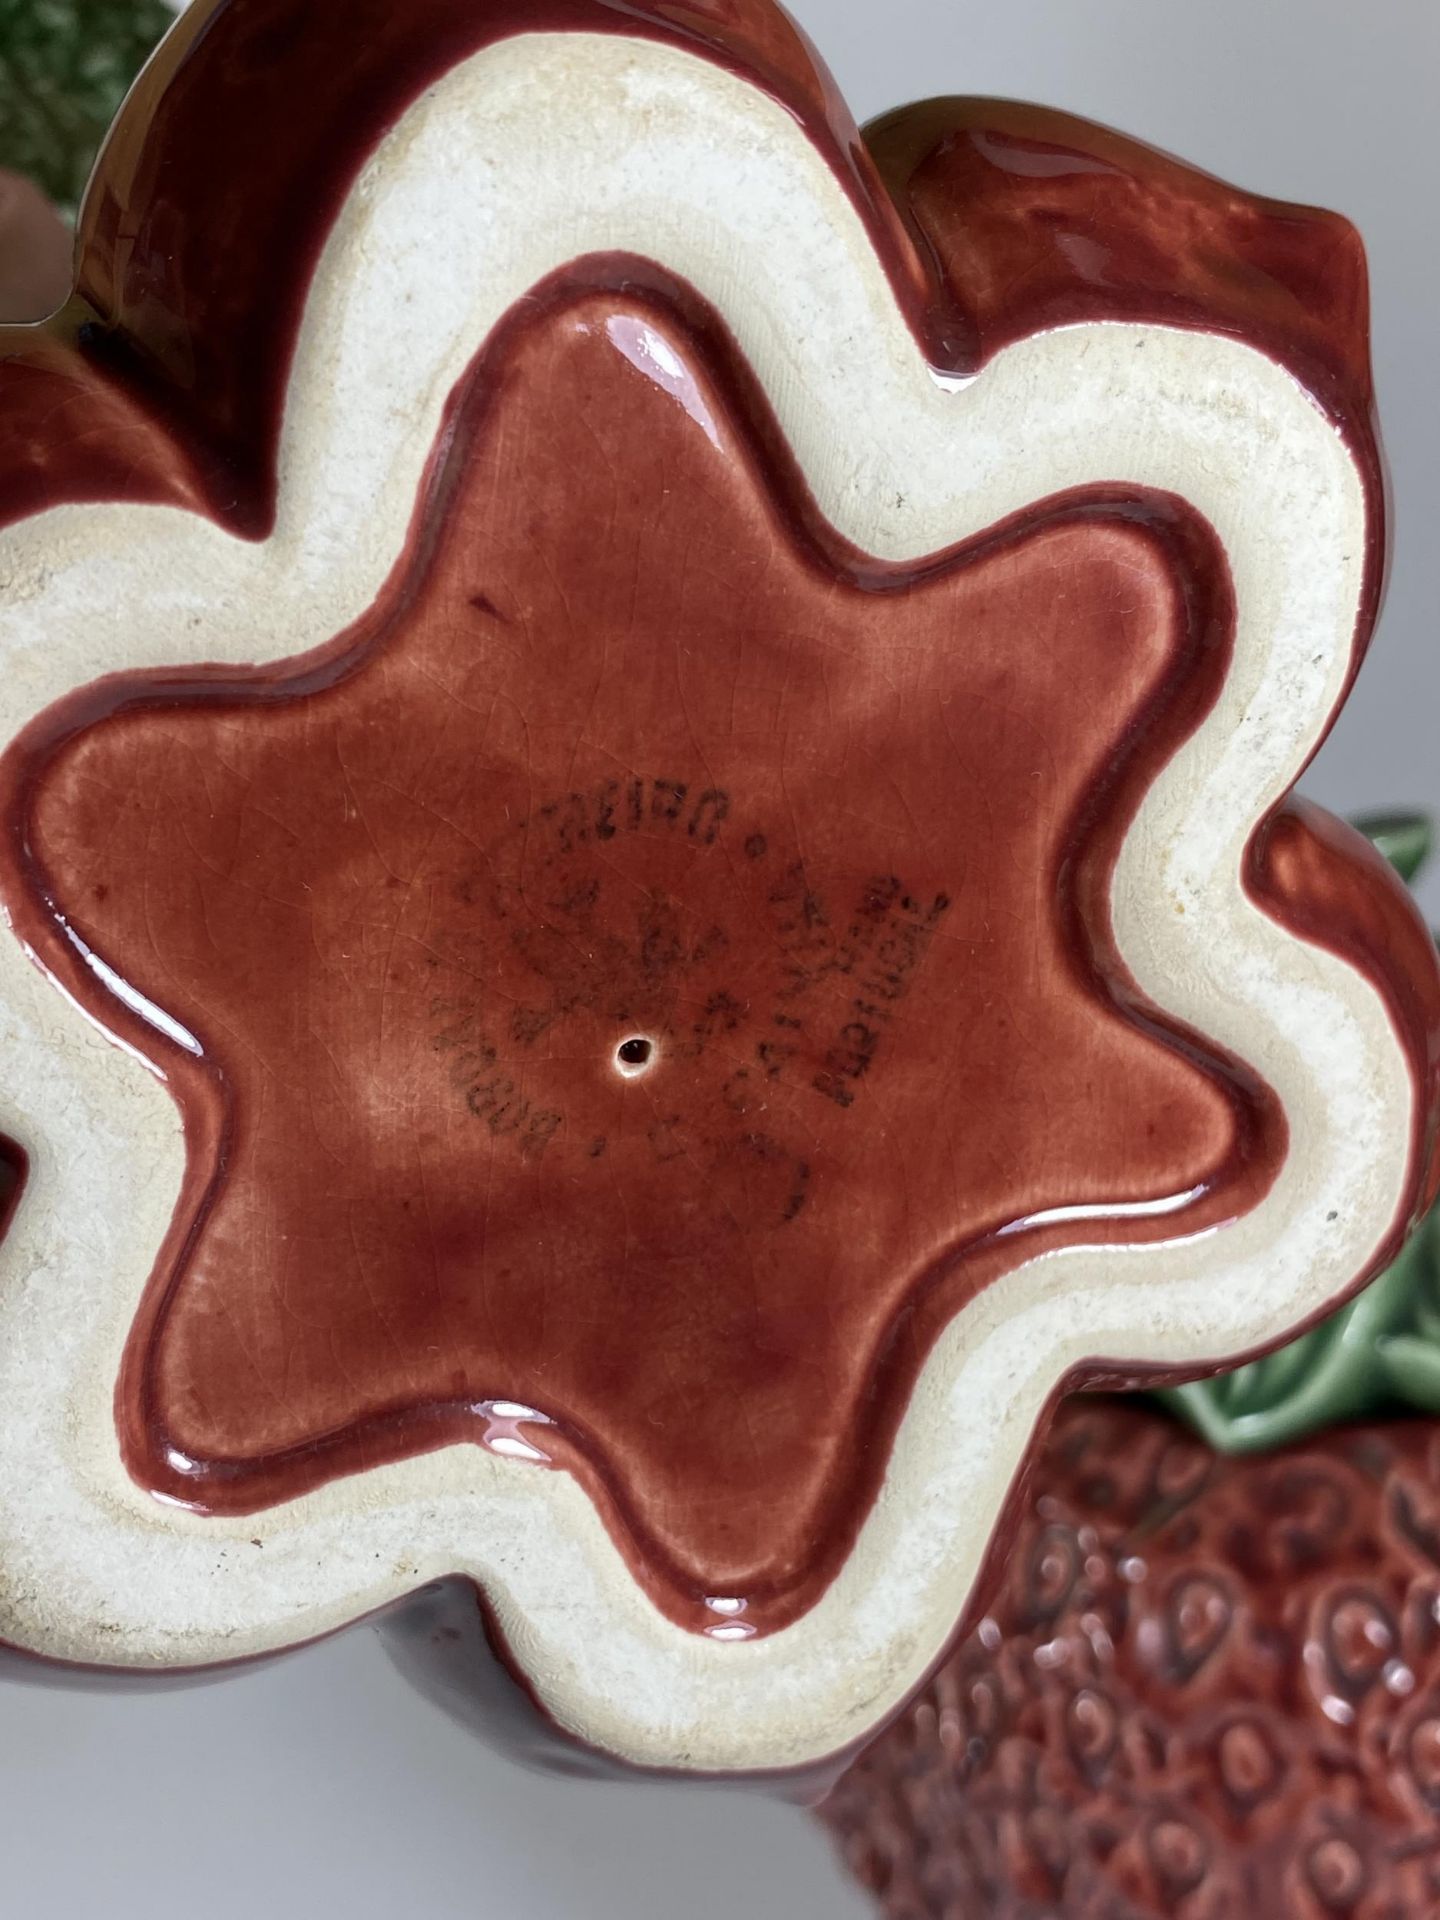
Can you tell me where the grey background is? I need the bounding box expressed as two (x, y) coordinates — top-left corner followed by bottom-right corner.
(3, 1), (1436, 1913)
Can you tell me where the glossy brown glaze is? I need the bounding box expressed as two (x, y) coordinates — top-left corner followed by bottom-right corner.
(866, 94), (1388, 718)
(1251, 801), (1440, 1220)
(865, 96), (1376, 432)
(0, 19), (1404, 1282)
(0, 3), (1378, 545)
(0, 0), (923, 537)
(821, 1397), (1440, 1917)
(0, 0), (1432, 1663)
(2, 273), (1282, 1632)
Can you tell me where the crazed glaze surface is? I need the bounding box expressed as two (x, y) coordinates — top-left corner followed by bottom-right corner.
(0, 0), (1438, 1775)
(3, 276), (1278, 1632)
(0, 7), (1384, 539)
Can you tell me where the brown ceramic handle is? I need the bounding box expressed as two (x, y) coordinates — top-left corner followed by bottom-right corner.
(0, 172), (72, 324)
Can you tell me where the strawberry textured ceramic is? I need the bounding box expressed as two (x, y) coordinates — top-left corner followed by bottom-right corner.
(821, 1393), (1440, 1916)
(0, 0), (1437, 1780)
(813, 835), (1440, 1915)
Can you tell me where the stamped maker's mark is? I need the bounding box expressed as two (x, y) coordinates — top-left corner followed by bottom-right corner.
(428, 771), (952, 1211)
(430, 1005), (562, 1160)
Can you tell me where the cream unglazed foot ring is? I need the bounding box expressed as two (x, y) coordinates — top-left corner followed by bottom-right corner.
(0, 0), (1435, 1779)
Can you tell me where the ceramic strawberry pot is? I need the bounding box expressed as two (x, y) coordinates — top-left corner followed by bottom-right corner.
(815, 825), (1440, 1915)
(0, 0), (1436, 1790)
(821, 1389), (1440, 1916)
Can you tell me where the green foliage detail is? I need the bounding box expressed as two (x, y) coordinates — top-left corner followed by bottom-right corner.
(1352, 809), (1433, 885)
(0, 0), (173, 218)
(1161, 810), (1439, 1451)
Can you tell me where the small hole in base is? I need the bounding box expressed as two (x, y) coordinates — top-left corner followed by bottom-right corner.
(615, 1035), (655, 1077)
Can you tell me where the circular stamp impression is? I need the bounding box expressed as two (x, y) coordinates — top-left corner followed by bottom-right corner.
(420, 769), (951, 1228)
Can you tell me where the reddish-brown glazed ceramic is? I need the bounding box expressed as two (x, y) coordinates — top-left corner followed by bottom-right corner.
(3, 275), (1278, 1632)
(0, 5), (1380, 543)
(865, 97), (1375, 433)
(820, 1396), (1440, 1917)
(1254, 803), (1440, 1217)
(0, 0), (1436, 1667)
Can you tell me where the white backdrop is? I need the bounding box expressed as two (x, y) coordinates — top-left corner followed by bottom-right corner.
(2, 2), (1435, 1914)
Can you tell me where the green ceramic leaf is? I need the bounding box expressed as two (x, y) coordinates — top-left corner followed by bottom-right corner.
(0, 0), (173, 219)
(1159, 809), (1437, 1452)
(1375, 1331), (1440, 1409)
(1351, 810), (1433, 885)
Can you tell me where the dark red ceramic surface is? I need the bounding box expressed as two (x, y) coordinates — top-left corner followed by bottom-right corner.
(821, 1397), (1440, 1917)
(3, 278), (1277, 1633)
(0, 2), (1382, 541)
(0, 0), (1436, 1650)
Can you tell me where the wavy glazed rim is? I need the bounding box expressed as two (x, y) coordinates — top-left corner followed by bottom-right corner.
(0, 0), (1434, 1775)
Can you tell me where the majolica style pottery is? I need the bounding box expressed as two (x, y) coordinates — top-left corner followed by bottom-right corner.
(0, 0), (1437, 1782)
(817, 829), (1440, 1915)
(822, 1395), (1440, 1916)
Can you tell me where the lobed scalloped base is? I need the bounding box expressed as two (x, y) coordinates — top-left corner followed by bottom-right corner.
(0, 0), (1434, 1776)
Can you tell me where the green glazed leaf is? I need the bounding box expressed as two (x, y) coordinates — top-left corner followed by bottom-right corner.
(1351, 810), (1433, 885)
(1375, 1331), (1440, 1409)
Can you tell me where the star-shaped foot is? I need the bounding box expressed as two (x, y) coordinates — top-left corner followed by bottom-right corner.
(0, 0), (1435, 1779)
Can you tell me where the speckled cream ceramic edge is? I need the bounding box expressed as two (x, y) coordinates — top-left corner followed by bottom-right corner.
(0, 32), (1392, 1772)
